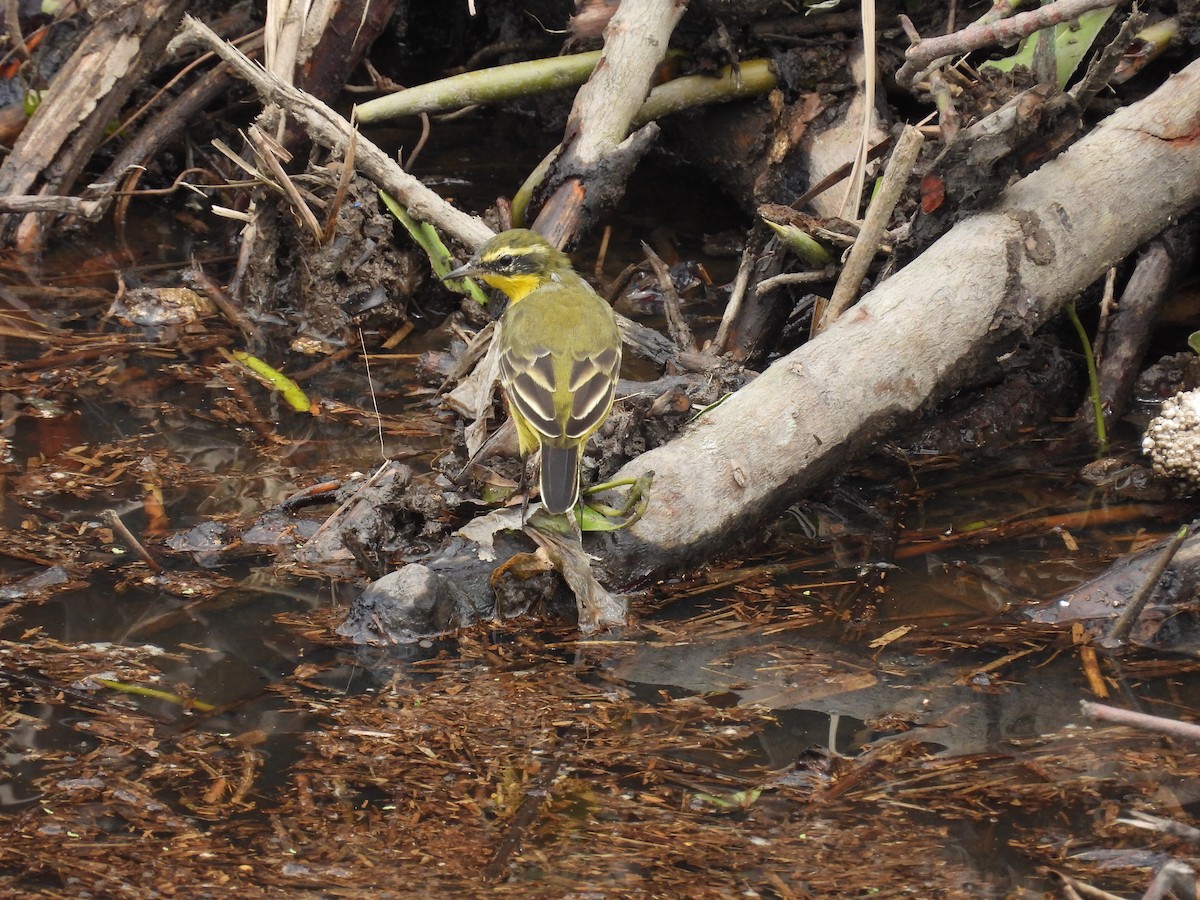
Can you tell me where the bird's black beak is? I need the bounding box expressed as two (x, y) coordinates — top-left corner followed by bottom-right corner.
(443, 259), (480, 281)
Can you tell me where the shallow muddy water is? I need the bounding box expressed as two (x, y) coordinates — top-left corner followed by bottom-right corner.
(1, 127), (1199, 897)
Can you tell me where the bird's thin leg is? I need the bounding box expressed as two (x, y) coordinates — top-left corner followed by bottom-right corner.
(518, 455), (531, 524)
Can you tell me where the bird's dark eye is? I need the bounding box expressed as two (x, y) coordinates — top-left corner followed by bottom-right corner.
(495, 254), (515, 268)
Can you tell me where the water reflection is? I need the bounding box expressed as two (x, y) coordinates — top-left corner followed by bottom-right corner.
(2, 221), (1198, 897)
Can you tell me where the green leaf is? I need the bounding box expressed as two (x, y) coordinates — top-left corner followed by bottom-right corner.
(692, 787), (763, 809)
(577, 503), (629, 532)
(764, 219), (834, 267)
(979, 8), (1115, 88)
(230, 350), (312, 413)
(379, 191), (490, 306)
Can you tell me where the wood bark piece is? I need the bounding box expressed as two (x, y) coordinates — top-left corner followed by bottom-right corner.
(0, 0), (192, 249)
(1087, 223), (1197, 430)
(531, 0), (688, 247)
(594, 58), (1200, 587)
(294, 0), (397, 104)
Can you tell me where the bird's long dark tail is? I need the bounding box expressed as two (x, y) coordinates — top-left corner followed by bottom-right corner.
(539, 444), (580, 514)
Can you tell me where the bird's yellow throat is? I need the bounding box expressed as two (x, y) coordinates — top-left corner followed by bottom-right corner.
(481, 271), (543, 303)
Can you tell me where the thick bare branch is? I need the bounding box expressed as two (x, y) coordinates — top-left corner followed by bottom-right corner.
(597, 57), (1200, 586)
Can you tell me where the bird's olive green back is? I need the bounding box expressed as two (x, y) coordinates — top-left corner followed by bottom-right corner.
(498, 274), (621, 446)
(463, 228), (623, 512)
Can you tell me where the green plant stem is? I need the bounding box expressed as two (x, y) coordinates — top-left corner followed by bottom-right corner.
(380, 191), (489, 305)
(95, 678), (216, 712)
(356, 51), (603, 122)
(632, 58), (776, 125)
(1066, 300), (1109, 454)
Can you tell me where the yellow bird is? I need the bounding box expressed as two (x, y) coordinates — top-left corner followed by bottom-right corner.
(445, 229), (623, 514)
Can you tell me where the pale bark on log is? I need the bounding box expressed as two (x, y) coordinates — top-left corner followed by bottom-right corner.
(594, 58), (1200, 586)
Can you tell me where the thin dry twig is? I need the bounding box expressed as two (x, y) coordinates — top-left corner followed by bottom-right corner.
(100, 510), (164, 574)
(1070, 7), (1146, 109)
(816, 124), (924, 334)
(1103, 525), (1189, 646)
(896, 0), (1130, 88)
(171, 15), (493, 248)
(0, 194), (107, 219)
(4, 0), (29, 65)
(791, 137), (893, 213)
(840, 2), (877, 220)
(404, 112), (432, 170)
(189, 259), (261, 345)
(641, 242), (696, 354)
(1052, 873), (1127, 900)
(755, 270), (834, 295)
(712, 226), (769, 353)
(321, 113), (359, 244)
(247, 124), (323, 241)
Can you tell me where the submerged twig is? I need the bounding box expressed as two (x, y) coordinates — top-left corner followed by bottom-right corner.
(1117, 810), (1200, 845)
(189, 260), (261, 346)
(1051, 873), (1127, 900)
(94, 677), (215, 712)
(216, 364), (278, 441)
(1140, 861), (1197, 900)
(1081, 700), (1200, 741)
(1103, 524), (1188, 646)
(482, 749), (564, 882)
(100, 510), (164, 573)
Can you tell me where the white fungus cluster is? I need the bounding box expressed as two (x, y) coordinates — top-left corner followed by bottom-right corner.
(1143, 389), (1200, 488)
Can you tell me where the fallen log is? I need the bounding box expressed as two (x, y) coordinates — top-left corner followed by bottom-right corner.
(595, 57), (1200, 586)
(342, 59), (1200, 641)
